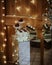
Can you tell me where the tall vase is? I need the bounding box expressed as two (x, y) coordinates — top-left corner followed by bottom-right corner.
(15, 30), (30, 65)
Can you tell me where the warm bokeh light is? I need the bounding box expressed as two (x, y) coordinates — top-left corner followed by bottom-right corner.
(45, 8), (48, 10)
(15, 20), (18, 24)
(1, 0), (4, 3)
(13, 15), (16, 17)
(16, 6), (21, 11)
(2, 7), (5, 9)
(1, 32), (5, 36)
(12, 42), (15, 46)
(4, 61), (7, 64)
(44, 18), (48, 21)
(30, 0), (35, 4)
(3, 55), (6, 59)
(1, 20), (4, 23)
(14, 50), (17, 53)
(2, 14), (5, 16)
(33, 27), (35, 30)
(12, 54), (15, 57)
(2, 43), (6, 47)
(3, 27), (6, 30)
(4, 38), (7, 42)
(26, 7), (30, 12)
(15, 62), (18, 64)
(47, 0), (49, 2)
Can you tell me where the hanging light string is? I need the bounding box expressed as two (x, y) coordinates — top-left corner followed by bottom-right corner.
(11, 0), (19, 64)
(1, 0), (7, 64)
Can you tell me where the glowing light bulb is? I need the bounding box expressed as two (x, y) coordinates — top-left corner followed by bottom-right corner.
(2, 14), (5, 16)
(15, 20), (18, 24)
(12, 54), (15, 57)
(14, 50), (17, 53)
(2, 7), (5, 9)
(30, 0), (35, 4)
(33, 27), (35, 30)
(12, 42), (15, 46)
(45, 8), (48, 10)
(4, 38), (7, 42)
(13, 15), (16, 17)
(3, 27), (6, 30)
(2, 43), (6, 47)
(1, 0), (4, 3)
(44, 18), (48, 21)
(31, 26), (33, 28)
(1, 32), (5, 36)
(1, 20), (4, 23)
(15, 62), (18, 64)
(4, 61), (7, 64)
(26, 7), (30, 12)
(3, 55), (6, 59)
(47, 0), (49, 2)
(16, 6), (21, 11)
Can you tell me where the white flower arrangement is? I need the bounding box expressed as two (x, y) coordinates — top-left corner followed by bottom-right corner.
(13, 23), (30, 42)
(15, 30), (30, 42)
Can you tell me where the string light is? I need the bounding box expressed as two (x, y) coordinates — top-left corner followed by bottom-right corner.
(1, 32), (5, 36)
(15, 62), (18, 64)
(12, 42), (15, 46)
(2, 43), (6, 47)
(2, 7), (5, 9)
(3, 27), (6, 30)
(14, 50), (17, 53)
(45, 8), (48, 10)
(16, 6), (21, 11)
(33, 27), (35, 30)
(1, 1), (7, 64)
(31, 26), (33, 28)
(3, 55), (6, 59)
(30, 0), (35, 4)
(1, 19), (4, 23)
(15, 20), (18, 24)
(4, 38), (7, 42)
(12, 54), (15, 57)
(45, 13), (48, 16)
(4, 61), (7, 64)
(13, 15), (16, 17)
(47, 0), (49, 2)
(1, 0), (4, 3)
(2, 14), (5, 16)
(26, 7), (30, 12)
(44, 18), (48, 21)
